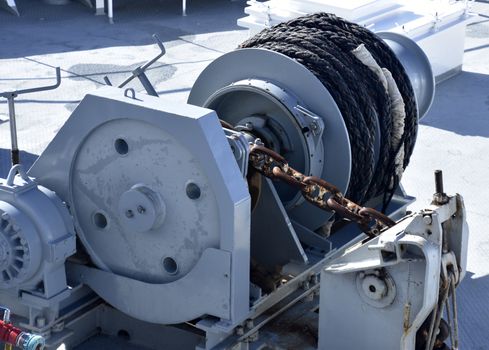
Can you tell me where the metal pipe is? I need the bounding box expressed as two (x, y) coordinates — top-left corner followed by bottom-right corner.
(108, 0), (113, 24)
(435, 170), (444, 195)
(6, 97), (19, 165)
(0, 67), (61, 167)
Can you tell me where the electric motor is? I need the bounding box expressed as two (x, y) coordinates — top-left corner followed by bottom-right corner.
(0, 165), (76, 293)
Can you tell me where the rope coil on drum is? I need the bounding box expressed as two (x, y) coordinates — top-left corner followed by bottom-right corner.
(240, 13), (418, 207)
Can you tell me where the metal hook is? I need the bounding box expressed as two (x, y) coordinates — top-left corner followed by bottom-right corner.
(124, 88), (137, 99)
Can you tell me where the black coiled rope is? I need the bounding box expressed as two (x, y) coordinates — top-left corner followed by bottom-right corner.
(240, 13), (418, 206)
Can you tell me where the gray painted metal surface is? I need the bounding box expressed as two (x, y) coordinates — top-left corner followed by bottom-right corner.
(250, 178), (308, 270)
(189, 48), (351, 231)
(29, 87), (252, 325)
(319, 194), (468, 349)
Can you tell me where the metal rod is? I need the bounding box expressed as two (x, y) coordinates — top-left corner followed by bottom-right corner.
(435, 170), (444, 194)
(182, 0), (187, 16)
(136, 71), (159, 97)
(0, 67), (61, 167)
(426, 275), (451, 350)
(6, 97), (19, 165)
(0, 67), (61, 98)
(108, 0), (113, 24)
(103, 76), (113, 86)
(445, 299), (455, 349)
(117, 35), (166, 91)
(450, 274), (460, 350)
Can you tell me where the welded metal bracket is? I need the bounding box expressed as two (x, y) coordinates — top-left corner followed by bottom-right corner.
(68, 248), (233, 325)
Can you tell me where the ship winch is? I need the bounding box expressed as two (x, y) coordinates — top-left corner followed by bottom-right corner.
(0, 13), (467, 350)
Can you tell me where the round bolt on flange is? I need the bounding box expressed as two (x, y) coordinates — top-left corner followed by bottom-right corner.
(35, 317), (46, 328)
(235, 326), (244, 336)
(362, 275), (387, 300)
(356, 270), (397, 308)
(423, 215), (432, 225)
(118, 185), (166, 233)
(246, 319), (254, 329)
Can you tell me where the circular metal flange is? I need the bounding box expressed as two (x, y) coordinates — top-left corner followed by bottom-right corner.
(189, 48), (351, 229)
(356, 270), (396, 308)
(203, 78), (324, 207)
(118, 184), (166, 233)
(70, 119), (221, 284)
(377, 31), (435, 119)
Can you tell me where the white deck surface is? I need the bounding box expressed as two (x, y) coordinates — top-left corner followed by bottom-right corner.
(0, 0), (488, 348)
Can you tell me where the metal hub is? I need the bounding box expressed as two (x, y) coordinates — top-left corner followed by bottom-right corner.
(189, 48), (352, 230)
(356, 270), (396, 308)
(204, 79), (324, 206)
(118, 184), (166, 233)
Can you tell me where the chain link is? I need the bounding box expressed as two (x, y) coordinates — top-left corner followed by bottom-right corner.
(248, 143), (395, 237)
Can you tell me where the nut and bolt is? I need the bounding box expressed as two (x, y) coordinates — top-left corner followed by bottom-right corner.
(246, 319), (254, 329)
(126, 206), (146, 218)
(423, 215), (432, 225)
(247, 331), (259, 342)
(52, 321), (64, 333)
(35, 316), (46, 328)
(433, 170), (449, 205)
(235, 326), (244, 336)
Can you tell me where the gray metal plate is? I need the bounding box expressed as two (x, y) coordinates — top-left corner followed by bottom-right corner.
(188, 48), (351, 230)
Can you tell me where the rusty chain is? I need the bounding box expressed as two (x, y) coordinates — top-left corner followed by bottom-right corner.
(248, 143), (396, 238)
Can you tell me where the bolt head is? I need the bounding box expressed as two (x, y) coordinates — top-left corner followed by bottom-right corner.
(235, 326), (244, 336)
(423, 215), (432, 225)
(36, 316), (46, 328)
(362, 275), (387, 301)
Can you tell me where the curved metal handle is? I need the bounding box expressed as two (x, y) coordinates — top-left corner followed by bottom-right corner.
(0, 67), (61, 98)
(10, 67), (61, 96)
(6, 164), (31, 186)
(116, 34), (166, 89)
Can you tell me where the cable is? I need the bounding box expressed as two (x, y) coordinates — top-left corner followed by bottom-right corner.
(240, 13), (417, 206)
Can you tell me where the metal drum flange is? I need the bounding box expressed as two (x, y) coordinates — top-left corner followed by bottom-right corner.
(377, 32), (435, 119)
(189, 48), (351, 230)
